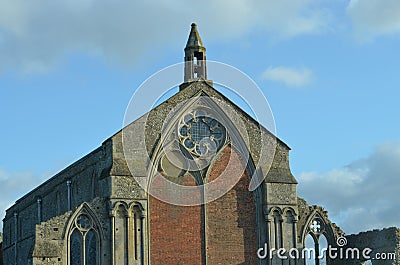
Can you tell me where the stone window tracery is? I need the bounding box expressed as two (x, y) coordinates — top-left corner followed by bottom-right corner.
(68, 213), (99, 265)
(310, 219), (324, 234)
(178, 110), (226, 157)
(305, 217), (328, 265)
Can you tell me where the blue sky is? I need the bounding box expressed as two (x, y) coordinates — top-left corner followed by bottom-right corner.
(1, 0), (400, 234)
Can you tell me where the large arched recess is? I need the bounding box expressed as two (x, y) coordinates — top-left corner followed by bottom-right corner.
(205, 144), (260, 265)
(146, 91), (265, 265)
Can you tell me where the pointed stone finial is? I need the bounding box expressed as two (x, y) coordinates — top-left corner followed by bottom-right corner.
(186, 23), (204, 49)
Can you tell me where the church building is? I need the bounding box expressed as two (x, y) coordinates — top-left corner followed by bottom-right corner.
(2, 24), (399, 265)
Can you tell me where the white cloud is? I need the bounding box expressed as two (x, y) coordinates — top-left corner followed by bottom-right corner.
(262, 66), (314, 87)
(347, 0), (400, 41)
(297, 141), (400, 234)
(0, 169), (47, 230)
(0, 0), (333, 73)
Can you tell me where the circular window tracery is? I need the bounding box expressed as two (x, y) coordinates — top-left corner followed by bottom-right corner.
(76, 214), (93, 231)
(309, 218), (324, 234)
(178, 111), (226, 157)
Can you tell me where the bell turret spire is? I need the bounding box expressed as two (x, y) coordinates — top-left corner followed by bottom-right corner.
(186, 23), (204, 48)
(184, 23), (208, 83)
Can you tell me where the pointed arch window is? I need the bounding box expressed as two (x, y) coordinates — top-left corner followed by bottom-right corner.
(68, 213), (100, 265)
(305, 218), (328, 265)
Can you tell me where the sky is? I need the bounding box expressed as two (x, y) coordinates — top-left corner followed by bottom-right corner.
(0, 0), (400, 234)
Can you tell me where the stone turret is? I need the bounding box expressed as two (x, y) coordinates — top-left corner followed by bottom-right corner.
(183, 23), (208, 84)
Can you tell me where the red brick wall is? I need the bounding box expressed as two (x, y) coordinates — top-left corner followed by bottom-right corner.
(150, 174), (204, 265)
(206, 145), (258, 264)
(149, 145), (258, 264)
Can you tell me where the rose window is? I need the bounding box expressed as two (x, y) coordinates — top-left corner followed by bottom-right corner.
(178, 112), (226, 157)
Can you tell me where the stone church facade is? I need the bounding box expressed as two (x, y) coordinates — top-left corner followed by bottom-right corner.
(2, 24), (399, 265)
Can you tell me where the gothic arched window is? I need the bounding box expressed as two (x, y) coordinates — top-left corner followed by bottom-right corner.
(68, 213), (100, 265)
(305, 218), (329, 265)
